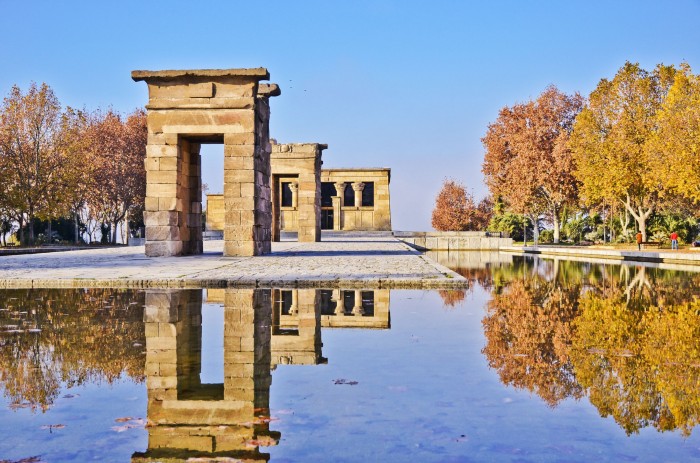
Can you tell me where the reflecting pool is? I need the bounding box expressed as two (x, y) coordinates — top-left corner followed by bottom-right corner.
(1, 255), (700, 462)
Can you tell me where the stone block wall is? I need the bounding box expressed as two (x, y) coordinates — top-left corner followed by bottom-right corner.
(321, 168), (391, 231)
(136, 288), (278, 461)
(271, 289), (323, 365)
(394, 231), (513, 250)
(132, 69), (278, 257)
(205, 193), (224, 231)
(320, 289), (391, 329)
(271, 142), (327, 242)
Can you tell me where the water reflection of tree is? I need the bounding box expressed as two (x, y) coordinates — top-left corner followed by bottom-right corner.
(482, 258), (700, 435)
(482, 276), (583, 406)
(438, 267), (494, 308)
(0, 289), (145, 411)
(571, 293), (700, 436)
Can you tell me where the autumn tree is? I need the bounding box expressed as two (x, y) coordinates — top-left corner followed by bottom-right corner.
(647, 63), (700, 205)
(569, 62), (677, 241)
(0, 83), (71, 244)
(482, 86), (583, 243)
(83, 109), (147, 243)
(431, 179), (488, 231)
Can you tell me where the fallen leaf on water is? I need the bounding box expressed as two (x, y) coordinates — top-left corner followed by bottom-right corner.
(1, 456), (46, 463)
(39, 424), (65, 433)
(455, 434), (469, 443)
(111, 417), (145, 432)
(333, 379), (359, 385)
(111, 425), (131, 433)
(9, 402), (31, 410)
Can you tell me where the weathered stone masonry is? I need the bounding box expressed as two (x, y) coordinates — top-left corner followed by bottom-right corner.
(132, 69), (280, 257)
(270, 142), (327, 242)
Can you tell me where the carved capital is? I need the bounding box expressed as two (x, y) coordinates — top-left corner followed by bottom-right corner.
(334, 182), (346, 197)
(352, 182), (365, 192)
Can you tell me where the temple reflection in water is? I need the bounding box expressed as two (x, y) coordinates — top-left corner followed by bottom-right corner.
(132, 288), (390, 461)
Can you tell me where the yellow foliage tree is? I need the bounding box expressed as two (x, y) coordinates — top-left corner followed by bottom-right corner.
(648, 63), (700, 204)
(569, 62), (677, 241)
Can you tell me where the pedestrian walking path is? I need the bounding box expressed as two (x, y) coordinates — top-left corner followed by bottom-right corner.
(501, 244), (700, 266)
(0, 236), (466, 289)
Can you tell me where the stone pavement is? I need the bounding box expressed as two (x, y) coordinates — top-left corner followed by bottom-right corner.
(501, 244), (700, 266)
(0, 236), (466, 289)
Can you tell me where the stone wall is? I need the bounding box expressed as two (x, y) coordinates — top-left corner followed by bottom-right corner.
(205, 194), (224, 231)
(132, 69), (279, 257)
(135, 288), (278, 461)
(206, 166), (392, 235)
(270, 142), (327, 242)
(394, 231), (512, 250)
(321, 168), (391, 231)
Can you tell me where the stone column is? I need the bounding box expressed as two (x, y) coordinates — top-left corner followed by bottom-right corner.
(289, 182), (299, 209)
(333, 182), (345, 231)
(352, 289), (364, 316)
(271, 176), (280, 243)
(352, 182), (365, 208)
(334, 289), (345, 316)
(223, 289), (271, 410)
(289, 289), (298, 315)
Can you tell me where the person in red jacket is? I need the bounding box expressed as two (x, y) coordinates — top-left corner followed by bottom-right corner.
(636, 231), (643, 250)
(670, 231), (679, 250)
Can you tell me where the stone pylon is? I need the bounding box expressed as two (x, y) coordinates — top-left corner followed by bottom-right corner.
(132, 69), (280, 257)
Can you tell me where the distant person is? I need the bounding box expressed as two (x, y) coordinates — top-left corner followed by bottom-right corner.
(636, 231), (643, 250)
(670, 231), (679, 250)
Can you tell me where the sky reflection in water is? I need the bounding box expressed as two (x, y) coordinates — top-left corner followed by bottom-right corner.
(0, 253), (699, 462)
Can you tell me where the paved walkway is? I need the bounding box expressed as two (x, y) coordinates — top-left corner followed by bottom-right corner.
(501, 244), (700, 266)
(0, 236), (466, 289)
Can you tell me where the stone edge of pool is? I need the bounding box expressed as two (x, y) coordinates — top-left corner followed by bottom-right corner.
(501, 245), (700, 265)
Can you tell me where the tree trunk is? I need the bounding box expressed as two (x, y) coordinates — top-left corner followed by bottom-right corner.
(552, 205), (561, 244)
(621, 194), (652, 242)
(74, 211), (80, 244)
(28, 211), (35, 245)
(112, 221), (119, 244)
(528, 213), (540, 245)
(619, 209), (630, 238)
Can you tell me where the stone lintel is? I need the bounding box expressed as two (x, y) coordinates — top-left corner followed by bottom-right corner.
(270, 142), (328, 157)
(258, 83), (281, 98)
(132, 68), (270, 82)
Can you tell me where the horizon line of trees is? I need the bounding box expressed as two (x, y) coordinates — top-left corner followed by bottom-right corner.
(433, 60), (700, 245)
(0, 82), (147, 246)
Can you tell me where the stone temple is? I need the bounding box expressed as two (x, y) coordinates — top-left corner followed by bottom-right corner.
(134, 68), (391, 257)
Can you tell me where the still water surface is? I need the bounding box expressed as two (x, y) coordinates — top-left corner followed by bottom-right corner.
(0, 254), (699, 462)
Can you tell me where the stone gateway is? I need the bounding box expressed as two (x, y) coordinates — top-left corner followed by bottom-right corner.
(132, 68), (280, 257)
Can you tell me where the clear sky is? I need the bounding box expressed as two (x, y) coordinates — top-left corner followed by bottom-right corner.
(2, 0), (699, 230)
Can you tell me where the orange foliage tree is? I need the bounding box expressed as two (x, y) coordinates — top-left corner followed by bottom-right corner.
(431, 179), (491, 231)
(82, 109), (147, 243)
(0, 83), (73, 244)
(482, 86), (583, 243)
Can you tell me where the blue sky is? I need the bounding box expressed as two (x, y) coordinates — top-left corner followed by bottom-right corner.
(2, 0), (699, 230)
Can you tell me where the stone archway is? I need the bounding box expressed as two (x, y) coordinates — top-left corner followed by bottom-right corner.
(132, 69), (280, 257)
